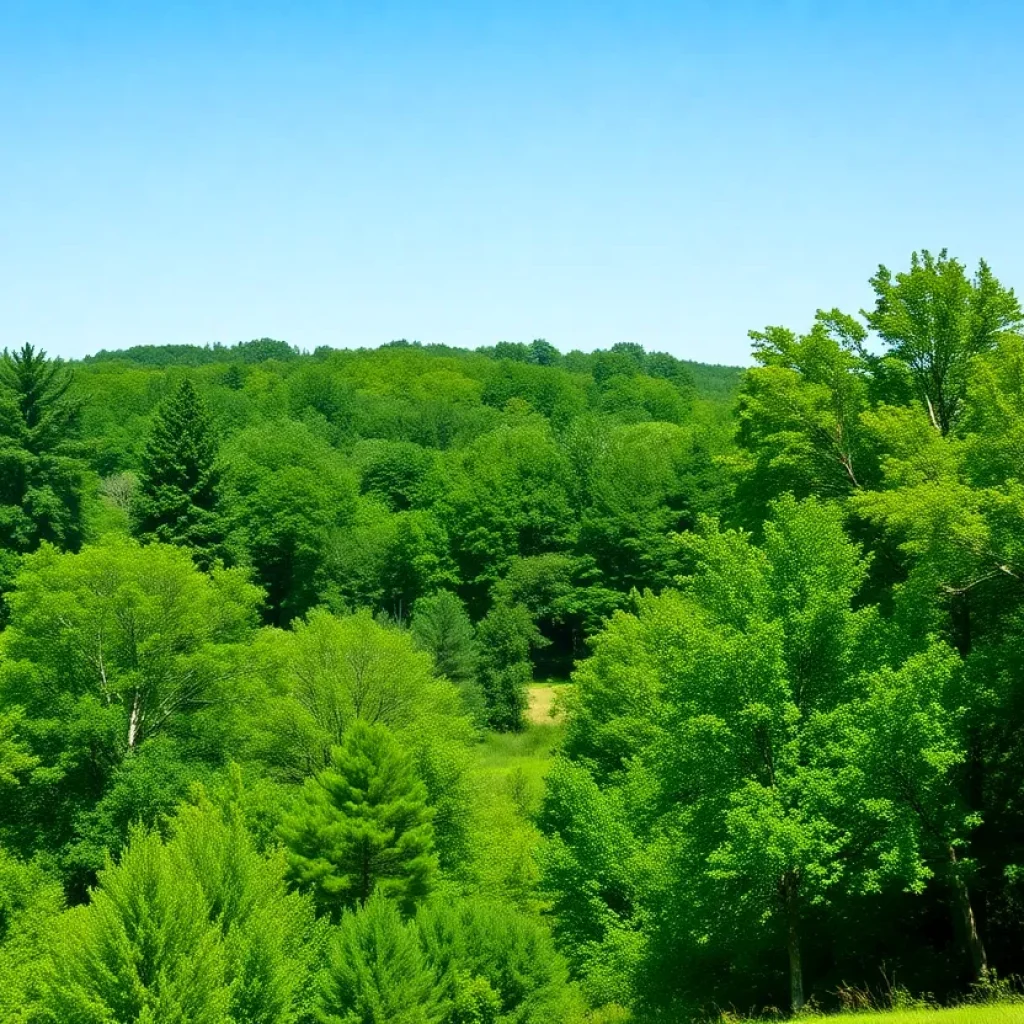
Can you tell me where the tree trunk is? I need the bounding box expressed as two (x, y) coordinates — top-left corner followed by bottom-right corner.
(127, 690), (142, 751)
(784, 875), (805, 1013)
(948, 844), (988, 980)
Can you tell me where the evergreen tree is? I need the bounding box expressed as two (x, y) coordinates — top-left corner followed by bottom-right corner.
(169, 796), (323, 1024)
(280, 721), (437, 917)
(0, 344), (86, 556)
(132, 378), (227, 568)
(411, 590), (484, 722)
(39, 827), (232, 1024)
(317, 891), (443, 1024)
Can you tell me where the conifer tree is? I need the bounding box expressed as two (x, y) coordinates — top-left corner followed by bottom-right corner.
(0, 343), (86, 555)
(39, 827), (232, 1023)
(317, 891), (443, 1024)
(280, 721), (437, 918)
(411, 590), (484, 722)
(133, 378), (227, 568)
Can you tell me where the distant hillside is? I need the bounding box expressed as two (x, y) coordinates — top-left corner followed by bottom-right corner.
(80, 337), (744, 401)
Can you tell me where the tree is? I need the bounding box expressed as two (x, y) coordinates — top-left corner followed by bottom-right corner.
(318, 891), (443, 1024)
(252, 610), (475, 875)
(543, 498), (881, 1015)
(34, 798), (318, 1024)
(411, 590), (483, 720)
(0, 343), (87, 558)
(280, 721), (437, 917)
(475, 603), (543, 732)
(0, 847), (63, 1023)
(39, 827), (232, 1024)
(440, 423), (577, 610)
(864, 250), (1023, 435)
(223, 421), (358, 624)
(417, 894), (578, 1024)
(322, 501), (457, 622)
(737, 310), (875, 513)
(132, 378), (228, 569)
(168, 795), (322, 1024)
(0, 538), (261, 882)
(834, 644), (988, 980)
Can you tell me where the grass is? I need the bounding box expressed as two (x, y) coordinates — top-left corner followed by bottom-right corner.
(526, 679), (575, 725)
(467, 689), (567, 904)
(799, 1008), (1024, 1023)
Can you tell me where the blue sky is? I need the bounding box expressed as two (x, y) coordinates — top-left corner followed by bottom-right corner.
(2, 1), (1022, 365)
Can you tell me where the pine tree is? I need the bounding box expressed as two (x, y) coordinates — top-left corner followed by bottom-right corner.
(280, 721), (437, 918)
(133, 378), (227, 569)
(169, 796), (322, 1024)
(411, 590), (484, 722)
(0, 344), (86, 555)
(39, 827), (232, 1024)
(317, 892), (443, 1024)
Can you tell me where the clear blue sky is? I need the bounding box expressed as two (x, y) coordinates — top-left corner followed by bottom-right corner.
(2, 1), (1022, 365)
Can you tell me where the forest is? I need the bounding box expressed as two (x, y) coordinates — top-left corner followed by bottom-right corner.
(2, 248), (1024, 1022)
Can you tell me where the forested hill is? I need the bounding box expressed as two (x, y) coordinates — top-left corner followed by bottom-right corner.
(80, 336), (744, 395)
(6, 251), (1024, 1022)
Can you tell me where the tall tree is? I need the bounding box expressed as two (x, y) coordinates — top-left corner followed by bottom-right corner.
(0, 538), (262, 883)
(132, 378), (227, 569)
(864, 250), (1022, 435)
(410, 590), (482, 719)
(738, 310), (875, 512)
(223, 420), (358, 624)
(475, 602), (542, 732)
(543, 498), (882, 1015)
(0, 344), (86, 558)
(280, 721), (437, 917)
(835, 644), (988, 981)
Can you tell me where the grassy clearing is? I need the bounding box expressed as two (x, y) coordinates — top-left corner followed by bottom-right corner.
(526, 679), (575, 725)
(468, 692), (566, 905)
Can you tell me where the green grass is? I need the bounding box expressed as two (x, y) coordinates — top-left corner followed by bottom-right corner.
(468, 708), (564, 905)
(807, 1007), (1024, 1023)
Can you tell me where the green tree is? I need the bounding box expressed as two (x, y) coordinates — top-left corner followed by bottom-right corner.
(440, 423), (576, 610)
(0, 847), (63, 1023)
(475, 603), (543, 732)
(317, 891), (443, 1024)
(132, 378), (228, 569)
(223, 420), (358, 624)
(169, 795), (322, 1024)
(417, 895), (577, 1024)
(411, 591), (482, 720)
(737, 310), (875, 513)
(544, 498), (882, 1014)
(39, 827), (232, 1024)
(0, 344), (87, 561)
(578, 421), (725, 593)
(251, 610), (475, 875)
(864, 249), (1022, 435)
(836, 644), (988, 980)
(280, 721), (437, 917)
(0, 538), (261, 883)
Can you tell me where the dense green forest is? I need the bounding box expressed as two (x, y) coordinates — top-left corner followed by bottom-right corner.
(2, 249), (1024, 1022)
